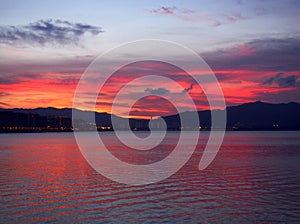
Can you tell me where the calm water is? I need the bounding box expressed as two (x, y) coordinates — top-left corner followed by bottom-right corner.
(1, 131), (300, 223)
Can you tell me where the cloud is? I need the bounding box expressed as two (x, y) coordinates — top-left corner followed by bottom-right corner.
(263, 73), (299, 87)
(150, 6), (195, 15)
(149, 6), (201, 23)
(145, 87), (170, 95)
(150, 6), (176, 15)
(0, 92), (11, 97)
(0, 19), (103, 46)
(182, 83), (194, 93)
(0, 73), (40, 84)
(0, 76), (15, 84)
(0, 92), (12, 107)
(48, 78), (79, 86)
(149, 6), (247, 26)
(202, 37), (300, 72)
(204, 12), (247, 27)
(0, 102), (11, 107)
(220, 12), (247, 24)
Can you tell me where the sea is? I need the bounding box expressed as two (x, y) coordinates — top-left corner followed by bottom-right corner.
(1, 131), (300, 223)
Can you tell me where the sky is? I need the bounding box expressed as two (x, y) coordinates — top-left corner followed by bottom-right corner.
(0, 0), (299, 118)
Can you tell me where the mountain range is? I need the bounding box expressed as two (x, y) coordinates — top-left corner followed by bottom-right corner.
(0, 101), (300, 132)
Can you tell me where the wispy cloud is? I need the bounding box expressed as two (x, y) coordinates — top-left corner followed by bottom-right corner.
(0, 19), (103, 46)
(220, 12), (247, 24)
(149, 6), (247, 26)
(149, 6), (198, 22)
(150, 6), (195, 16)
(0, 102), (11, 107)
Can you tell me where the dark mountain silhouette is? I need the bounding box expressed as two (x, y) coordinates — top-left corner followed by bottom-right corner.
(162, 101), (300, 130)
(226, 101), (300, 130)
(0, 101), (300, 132)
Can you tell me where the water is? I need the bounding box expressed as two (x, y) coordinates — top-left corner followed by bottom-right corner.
(1, 131), (300, 223)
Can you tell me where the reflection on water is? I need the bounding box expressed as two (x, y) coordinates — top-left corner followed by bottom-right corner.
(1, 131), (300, 223)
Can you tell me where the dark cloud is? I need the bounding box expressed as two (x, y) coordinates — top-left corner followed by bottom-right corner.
(145, 87), (170, 95)
(0, 92), (11, 97)
(263, 73), (281, 85)
(202, 37), (300, 72)
(0, 74), (40, 84)
(182, 83), (194, 94)
(0, 76), (15, 84)
(0, 19), (103, 46)
(263, 73), (299, 87)
(0, 102), (11, 107)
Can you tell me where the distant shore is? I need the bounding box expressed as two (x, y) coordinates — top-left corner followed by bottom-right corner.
(1, 128), (299, 134)
(1, 101), (300, 133)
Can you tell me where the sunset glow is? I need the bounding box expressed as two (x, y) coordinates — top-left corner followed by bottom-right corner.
(0, 0), (299, 118)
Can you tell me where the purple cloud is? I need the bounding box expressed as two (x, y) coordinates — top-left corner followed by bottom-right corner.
(0, 19), (103, 46)
(263, 73), (299, 87)
(202, 37), (300, 72)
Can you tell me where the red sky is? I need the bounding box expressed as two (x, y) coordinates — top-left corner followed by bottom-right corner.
(0, 1), (299, 118)
(1, 44), (299, 119)
(0, 21), (300, 117)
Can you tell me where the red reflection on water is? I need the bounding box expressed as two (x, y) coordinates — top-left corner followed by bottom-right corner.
(2, 132), (299, 223)
(1, 134), (106, 220)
